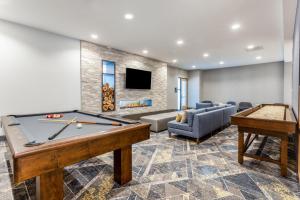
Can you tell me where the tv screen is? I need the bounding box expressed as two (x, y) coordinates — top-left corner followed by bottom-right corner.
(126, 68), (151, 89)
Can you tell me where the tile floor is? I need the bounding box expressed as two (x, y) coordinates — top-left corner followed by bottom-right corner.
(0, 126), (300, 200)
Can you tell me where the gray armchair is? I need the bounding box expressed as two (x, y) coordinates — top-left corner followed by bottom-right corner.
(226, 101), (236, 106)
(202, 100), (213, 104)
(238, 102), (252, 112)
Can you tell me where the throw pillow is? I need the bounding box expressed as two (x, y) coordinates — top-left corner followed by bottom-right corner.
(180, 111), (188, 123)
(175, 114), (182, 122)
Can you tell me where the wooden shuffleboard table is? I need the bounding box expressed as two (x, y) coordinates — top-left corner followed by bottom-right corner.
(1, 110), (150, 200)
(231, 104), (297, 176)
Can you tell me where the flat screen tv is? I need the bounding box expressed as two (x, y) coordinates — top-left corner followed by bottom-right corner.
(126, 68), (151, 89)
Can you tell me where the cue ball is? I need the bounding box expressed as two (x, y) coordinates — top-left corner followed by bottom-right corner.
(76, 123), (82, 129)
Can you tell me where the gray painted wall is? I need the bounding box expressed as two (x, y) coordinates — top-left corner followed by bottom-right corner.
(284, 62), (292, 105)
(201, 62), (284, 105)
(0, 19), (81, 116)
(292, 0), (300, 117)
(188, 70), (202, 108)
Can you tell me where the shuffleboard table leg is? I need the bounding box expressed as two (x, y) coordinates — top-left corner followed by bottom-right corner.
(298, 131), (300, 181)
(114, 145), (132, 185)
(280, 136), (288, 177)
(36, 168), (64, 200)
(238, 131), (244, 164)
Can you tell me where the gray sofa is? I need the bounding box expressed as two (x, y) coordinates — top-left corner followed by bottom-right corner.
(168, 105), (236, 143)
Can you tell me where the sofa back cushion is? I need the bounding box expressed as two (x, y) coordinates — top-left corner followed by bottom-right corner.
(196, 102), (213, 109)
(187, 109), (206, 127)
(205, 105), (226, 112)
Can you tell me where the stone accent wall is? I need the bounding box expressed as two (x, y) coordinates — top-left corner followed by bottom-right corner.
(81, 41), (168, 115)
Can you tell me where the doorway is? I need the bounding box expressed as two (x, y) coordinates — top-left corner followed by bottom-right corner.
(177, 78), (188, 110)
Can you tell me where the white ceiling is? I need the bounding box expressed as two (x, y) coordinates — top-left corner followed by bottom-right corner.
(0, 0), (290, 70)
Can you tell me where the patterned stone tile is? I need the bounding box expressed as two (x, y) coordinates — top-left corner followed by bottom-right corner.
(12, 183), (29, 200)
(67, 178), (84, 195)
(223, 173), (266, 199)
(147, 183), (166, 199)
(0, 173), (12, 196)
(0, 126), (299, 200)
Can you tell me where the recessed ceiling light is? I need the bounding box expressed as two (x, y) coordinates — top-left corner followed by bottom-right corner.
(231, 23), (241, 30)
(247, 44), (255, 50)
(172, 59), (177, 63)
(142, 49), (148, 54)
(176, 40), (184, 46)
(203, 53), (210, 58)
(192, 65), (196, 68)
(90, 34), (98, 39)
(219, 61), (224, 65)
(124, 13), (134, 20)
(256, 56), (262, 60)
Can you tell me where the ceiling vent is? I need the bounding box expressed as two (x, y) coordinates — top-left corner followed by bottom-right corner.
(245, 45), (264, 52)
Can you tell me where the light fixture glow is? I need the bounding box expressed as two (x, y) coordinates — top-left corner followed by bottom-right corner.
(256, 56), (262, 60)
(231, 23), (241, 30)
(90, 34), (98, 39)
(124, 13), (134, 20)
(142, 49), (148, 54)
(172, 59), (177, 63)
(176, 39), (184, 45)
(203, 53), (210, 58)
(192, 65), (196, 68)
(219, 61), (224, 65)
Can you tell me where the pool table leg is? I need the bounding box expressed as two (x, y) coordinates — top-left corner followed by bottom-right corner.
(36, 168), (64, 200)
(114, 145), (132, 185)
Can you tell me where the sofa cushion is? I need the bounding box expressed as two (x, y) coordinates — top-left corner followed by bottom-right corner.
(196, 103), (213, 109)
(175, 114), (182, 122)
(187, 109), (206, 127)
(168, 120), (193, 132)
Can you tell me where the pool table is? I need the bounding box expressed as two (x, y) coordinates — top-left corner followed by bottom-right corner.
(1, 110), (150, 200)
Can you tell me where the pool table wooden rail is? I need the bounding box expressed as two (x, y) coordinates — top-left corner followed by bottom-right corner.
(1, 114), (150, 200)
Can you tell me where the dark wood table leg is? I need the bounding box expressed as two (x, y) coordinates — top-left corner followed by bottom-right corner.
(114, 145), (132, 185)
(280, 136), (288, 177)
(238, 131), (244, 164)
(297, 131), (300, 181)
(36, 168), (64, 200)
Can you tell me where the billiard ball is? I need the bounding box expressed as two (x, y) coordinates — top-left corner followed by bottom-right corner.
(76, 123), (82, 129)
